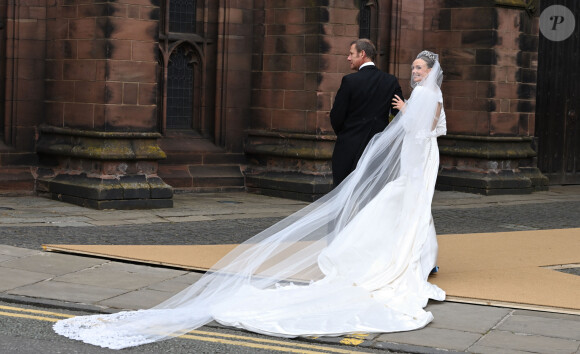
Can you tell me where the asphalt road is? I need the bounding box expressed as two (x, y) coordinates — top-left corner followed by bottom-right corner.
(1, 201), (579, 250)
(0, 301), (395, 354)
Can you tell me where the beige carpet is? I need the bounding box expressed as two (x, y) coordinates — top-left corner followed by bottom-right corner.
(43, 228), (580, 314)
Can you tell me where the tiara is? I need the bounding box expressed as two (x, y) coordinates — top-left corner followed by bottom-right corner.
(416, 50), (438, 62)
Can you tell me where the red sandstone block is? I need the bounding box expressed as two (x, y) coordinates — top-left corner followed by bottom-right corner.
(45, 18), (69, 40)
(16, 100), (43, 126)
(10, 19), (46, 40)
(285, 23), (320, 36)
(225, 87), (251, 109)
(344, 24), (360, 37)
(305, 73), (319, 91)
(493, 82), (519, 99)
(400, 30), (424, 47)
(131, 41), (157, 61)
(57, 5), (78, 19)
(424, 32), (461, 49)
(444, 81), (477, 98)
(46, 60), (64, 80)
(12, 39), (45, 60)
(263, 55), (292, 71)
(69, 18), (97, 39)
(93, 104), (106, 129)
(249, 108), (273, 130)
(45, 102), (65, 126)
(106, 60), (156, 82)
(318, 72), (343, 92)
(451, 8), (495, 30)
(45, 80), (75, 102)
(104, 105), (157, 130)
(104, 82), (123, 104)
(445, 110), (476, 135)
(317, 111), (333, 134)
(500, 99), (510, 113)
(75, 81), (107, 104)
(328, 8), (358, 26)
(475, 82), (495, 99)
(63, 60), (97, 81)
(521, 113), (534, 136)
(29, 6), (47, 19)
(47, 40), (77, 60)
(284, 90), (317, 110)
(17, 79), (44, 100)
(12, 126), (37, 151)
(63, 102), (95, 128)
(276, 72), (305, 90)
(12, 59), (43, 80)
(317, 92), (333, 111)
(325, 36), (354, 56)
(128, 5), (140, 19)
(138, 83), (157, 106)
(252, 89), (284, 109)
(96, 17), (157, 41)
(490, 112), (518, 135)
(112, 0), (157, 6)
(305, 111), (318, 133)
(271, 109), (306, 133)
(274, 8), (304, 24)
(402, 0), (426, 13)
(510, 99), (535, 114)
(496, 8), (519, 32)
(451, 97), (492, 112)
(318, 54), (339, 72)
(291, 55), (320, 72)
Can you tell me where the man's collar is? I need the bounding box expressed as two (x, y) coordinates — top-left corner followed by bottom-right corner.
(359, 62), (375, 70)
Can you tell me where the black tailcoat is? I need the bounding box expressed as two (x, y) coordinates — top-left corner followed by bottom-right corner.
(330, 65), (403, 186)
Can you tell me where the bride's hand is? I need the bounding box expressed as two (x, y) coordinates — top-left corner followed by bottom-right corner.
(392, 95), (405, 111)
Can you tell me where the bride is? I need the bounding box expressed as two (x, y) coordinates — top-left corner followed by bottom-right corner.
(53, 50), (447, 349)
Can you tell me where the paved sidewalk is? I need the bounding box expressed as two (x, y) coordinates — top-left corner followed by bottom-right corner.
(1, 186), (579, 353)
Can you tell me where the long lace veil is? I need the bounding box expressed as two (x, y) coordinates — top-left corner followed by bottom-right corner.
(54, 55), (444, 350)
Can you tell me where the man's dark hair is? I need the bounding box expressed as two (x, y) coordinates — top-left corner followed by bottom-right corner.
(351, 39), (377, 61)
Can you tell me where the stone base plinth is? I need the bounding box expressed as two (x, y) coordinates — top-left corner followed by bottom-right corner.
(245, 171), (333, 202)
(244, 130), (334, 201)
(37, 174), (173, 210)
(36, 126), (173, 209)
(436, 168), (548, 196)
(437, 135), (549, 195)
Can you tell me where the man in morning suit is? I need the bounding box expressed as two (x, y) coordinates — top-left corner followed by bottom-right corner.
(330, 39), (403, 187)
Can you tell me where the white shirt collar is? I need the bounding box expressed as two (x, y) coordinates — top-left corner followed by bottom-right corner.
(359, 62), (375, 70)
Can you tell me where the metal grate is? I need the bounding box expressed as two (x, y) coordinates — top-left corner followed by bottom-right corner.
(169, 0), (196, 34)
(166, 46), (194, 129)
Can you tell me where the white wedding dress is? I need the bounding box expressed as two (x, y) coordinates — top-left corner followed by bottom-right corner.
(54, 59), (447, 349)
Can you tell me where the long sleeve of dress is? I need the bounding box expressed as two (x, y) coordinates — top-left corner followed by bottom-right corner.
(433, 107), (446, 137)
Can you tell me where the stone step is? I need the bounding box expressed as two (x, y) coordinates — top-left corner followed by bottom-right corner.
(0, 167), (35, 193)
(158, 165), (245, 192)
(160, 151), (246, 166)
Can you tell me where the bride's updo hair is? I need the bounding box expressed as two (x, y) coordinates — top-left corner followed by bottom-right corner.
(411, 50), (443, 88)
(415, 50), (438, 68)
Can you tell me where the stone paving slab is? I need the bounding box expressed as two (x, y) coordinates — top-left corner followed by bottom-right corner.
(470, 330), (580, 354)
(426, 301), (511, 333)
(498, 313), (580, 340)
(0, 252), (105, 276)
(0, 254), (16, 263)
(146, 272), (204, 293)
(7, 280), (128, 303)
(376, 326), (482, 351)
(0, 268), (53, 292)
(54, 264), (188, 291)
(97, 288), (177, 309)
(0, 245), (41, 257)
